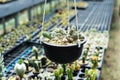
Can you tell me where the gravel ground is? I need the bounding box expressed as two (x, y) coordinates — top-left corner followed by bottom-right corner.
(101, 0), (120, 79)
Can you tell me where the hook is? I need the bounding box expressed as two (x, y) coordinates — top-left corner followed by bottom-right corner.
(40, 35), (43, 44)
(77, 39), (81, 48)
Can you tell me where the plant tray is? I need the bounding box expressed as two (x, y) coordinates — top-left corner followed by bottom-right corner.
(4, 41), (42, 78)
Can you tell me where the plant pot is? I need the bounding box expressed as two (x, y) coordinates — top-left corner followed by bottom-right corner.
(42, 38), (86, 64)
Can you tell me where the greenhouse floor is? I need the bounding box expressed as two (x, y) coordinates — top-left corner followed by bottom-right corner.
(102, 2), (120, 79)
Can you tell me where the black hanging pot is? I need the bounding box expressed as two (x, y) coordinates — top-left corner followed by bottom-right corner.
(42, 37), (86, 64)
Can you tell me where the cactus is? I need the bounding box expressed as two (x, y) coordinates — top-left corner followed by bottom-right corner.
(83, 49), (88, 58)
(66, 65), (75, 80)
(62, 64), (67, 75)
(82, 56), (86, 63)
(32, 46), (39, 60)
(82, 50), (88, 64)
(14, 59), (26, 79)
(33, 61), (41, 72)
(54, 67), (63, 80)
(91, 56), (98, 69)
(85, 69), (97, 80)
(67, 66), (75, 80)
(74, 61), (80, 71)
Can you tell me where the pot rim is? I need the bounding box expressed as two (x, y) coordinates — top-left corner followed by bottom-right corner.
(42, 36), (87, 47)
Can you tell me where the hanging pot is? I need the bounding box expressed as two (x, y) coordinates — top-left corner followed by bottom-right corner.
(42, 37), (86, 64)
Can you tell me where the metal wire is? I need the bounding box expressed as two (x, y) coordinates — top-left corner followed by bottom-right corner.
(40, 0), (47, 43)
(73, 0), (81, 47)
(66, 0), (70, 29)
(41, 0), (47, 31)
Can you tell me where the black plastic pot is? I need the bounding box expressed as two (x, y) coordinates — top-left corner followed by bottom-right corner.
(42, 38), (86, 64)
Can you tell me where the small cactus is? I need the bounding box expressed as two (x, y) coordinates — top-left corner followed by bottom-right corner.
(32, 46), (39, 60)
(14, 59), (26, 79)
(66, 65), (75, 80)
(91, 56), (98, 69)
(54, 67), (63, 80)
(85, 69), (97, 80)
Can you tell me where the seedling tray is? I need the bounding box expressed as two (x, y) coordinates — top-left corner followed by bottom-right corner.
(16, 28), (41, 43)
(75, 68), (101, 80)
(4, 41), (42, 78)
(82, 52), (104, 69)
(78, 47), (105, 69)
(2, 42), (21, 56)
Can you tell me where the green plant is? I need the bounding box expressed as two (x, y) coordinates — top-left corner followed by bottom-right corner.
(33, 61), (41, 72)
(54, 67), (64, 80)
(85, 69), (97, 80)
(62, 64), (67, 75)
(66, 65), (75, 80)
(32, 46), (39, 60)
(14, 59), (26, 79)
(82, 50), (88, 63)
(83, 49), (88, 58)
(74, 61), (80, 71)
(91, 56), (98, 69)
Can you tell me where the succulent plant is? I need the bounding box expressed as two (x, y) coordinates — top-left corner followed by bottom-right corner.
(85, 69), (97, 80)
(82, 56), (86, 63)
(0, 24), (38, 54)
(74, 61), (80, 71)
(83, 49), (88, 58)
(54, 67), (63, 80)
(42, 26), (84, 45)
(14, 59), (26, 79)
(81, 50), (88, 64)
(91, 56), (98, 69)
(32, 46), (39, 60)
(61, 64), (67, 75)
(33, 61), (41, 72)
(66, 65), (75, 80)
